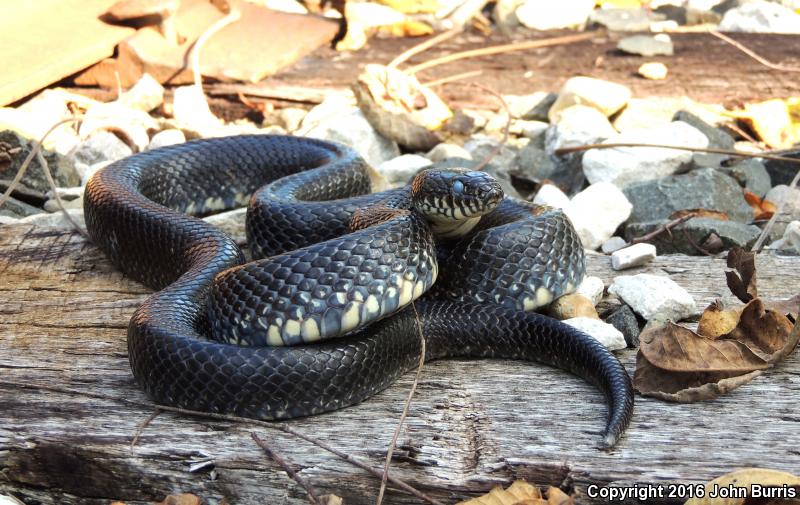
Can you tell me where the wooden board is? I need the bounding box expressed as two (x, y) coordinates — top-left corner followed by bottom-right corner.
(1, 224), (799, 504)
(220, 31), (800, 107)
(0, 0), (134, 106)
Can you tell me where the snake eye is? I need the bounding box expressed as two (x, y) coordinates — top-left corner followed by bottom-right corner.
(452, 180), (464, 194)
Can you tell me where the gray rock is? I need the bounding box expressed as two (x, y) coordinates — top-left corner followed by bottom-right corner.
(0, 179), (47, 207)
(512, 137), (584, 194)
(0, 130), (80, 193)
(764, 185), (800, 239)
(608, 273), (696, 322)
(70, 131), (133, 166)
(617, 35), (674, 56)
(605, 304), (641, 348)
(520, 92), (557, 121)
(275, 107), (307, 132)
(204, 208), (247, 245)
(654, 3), (687, 24)
(576, 276), (605, 305)
(43, 186), (83, 212)
(0, 195), (43, 218)
(0, 215), (20, 225)
(673, 110), (734, 149)
(583, 121), (709, 187)
(532, 183), (570, 208)
(767, 220), (800, 254)
(464, 136), (522, 199)
(601, 236), (628, 253)
(376, 155), (433, 187)
(590, 7), (656, 31)
(563, 317), (627, 351)
(720, 158), (772, 198)
(549, 77), (632, 121)
(505, 92), (553, 119)
(719, 1), (800, 33)
(305, 108), (401, 167)
(763, 149), (800, 186)
(624, 218), (762, 254)
(19, 208), (85, 229)
(544, 105), (616, 153)
(623, 168), (754, 223)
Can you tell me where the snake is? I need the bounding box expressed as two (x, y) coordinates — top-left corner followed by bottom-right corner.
(83, 135), (634, 448)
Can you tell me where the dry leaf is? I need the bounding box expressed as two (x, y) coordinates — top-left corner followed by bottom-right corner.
(156, 494), (202, 505)
(765, 294), (800, 321)
(320, 495), (344, 505)
(378, 20), (434, 37)
(732, 99), (798, 149)
(726, 248), (757, 303)
(458, 481), (549, 505)
(724, 298), (796, 362)
(547, 487), (574, 505)
(634, 355), (763, 402)
(669, 209), (729, 221)
(697, 300), (742, 339)
(640, 323), (770, 373)
(744, 191), (777, 220)
(686, 468), (800, 505)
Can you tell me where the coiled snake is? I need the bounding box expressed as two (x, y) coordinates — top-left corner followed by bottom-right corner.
(84, 135), (634, 448)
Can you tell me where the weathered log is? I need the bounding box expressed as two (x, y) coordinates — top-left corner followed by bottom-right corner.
(1, 224), (799, 504)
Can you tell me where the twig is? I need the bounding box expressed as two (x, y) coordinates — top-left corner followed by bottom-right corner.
(388, 28), (462, 69)
(681, 227), (716, 257)
(422, 70), (483, 88)
(251, 432), (322, 505)
(628, 214), (696, 246)
(190, 6), (242, 88)
(376, 301), (427, 505)
(131, 409), (162, 450)
(0, 117), (88, 237)
(403, 32), (596, 75)
(437, 81), (511, 173)
(554, 142), (800, 165)
(1, 380), (443, 505)
(709, 31), (800, 73)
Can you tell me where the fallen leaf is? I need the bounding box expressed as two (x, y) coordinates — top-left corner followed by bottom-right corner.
(458, 480), (548, 505)
(669, 209), (729, 221)
(378, 20), (434, 37)
(640, 323), (770, 373)
(732, 99), (798, 149)
(547, 487), (574, 505)
(765, 294), (800, 321)
(725, 298), (796, 363)
(726, 248), (757, 303)
(156, 494), (202, 505)
(744, 191), (777, 220)
(686, 468), (800, 505)
(320, 495), (344, 505)
(697, 300), (742, 339)
(634, 355), (763, 402)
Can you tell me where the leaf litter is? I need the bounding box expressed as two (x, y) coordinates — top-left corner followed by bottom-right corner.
(634, 248), (799, 402)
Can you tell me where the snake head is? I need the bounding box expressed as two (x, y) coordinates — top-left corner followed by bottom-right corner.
(411, 168), (503, 224)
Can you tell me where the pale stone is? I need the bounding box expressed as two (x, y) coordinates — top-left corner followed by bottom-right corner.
(564, 182), (633, 250)
(563, 317), (627, 351)
(426, 143), (472, 162)
(638, 62), (668, 80)
(609, 274), (696, 322)
(376, 155), (433, 186)
(576, 276), (605, 306)
(148, 129), (186, 150)
(515, 0), (595, 30)
(532, 184), (570, 209)
(544, 105), (617, 154)
(611, 243), (657, 270)
(582, 121), (709, 188)
(549, 76), (632, 122)
(602, 236), (628, 254)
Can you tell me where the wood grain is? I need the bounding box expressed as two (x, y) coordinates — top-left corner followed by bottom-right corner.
(1, 224), (798, 504)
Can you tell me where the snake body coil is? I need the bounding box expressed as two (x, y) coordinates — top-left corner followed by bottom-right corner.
(84, 135), (634, 448)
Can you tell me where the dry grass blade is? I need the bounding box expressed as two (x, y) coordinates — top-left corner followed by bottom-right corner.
(404, 32), (596, 74)
(190, 6), (242, 88)
(388, 28), (462, 69)
(376, 300), (427, 505)
(251, 432), (322, 505)
(709, 31), (800, 73)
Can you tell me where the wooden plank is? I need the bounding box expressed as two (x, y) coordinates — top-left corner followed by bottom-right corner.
(0, 224), (798, 504)
(0, 0), (135, 106)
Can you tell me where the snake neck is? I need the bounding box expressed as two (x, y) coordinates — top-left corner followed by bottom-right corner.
(429, 215), (482, 239)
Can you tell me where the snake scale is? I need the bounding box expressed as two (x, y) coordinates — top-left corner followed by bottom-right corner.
(84, 135), (634, 448)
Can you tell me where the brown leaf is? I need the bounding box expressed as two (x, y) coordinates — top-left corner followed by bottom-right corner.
(458, 481), (545, 505)
(669, 208), (729, 220)
(547, 487), (575, 505)
(726, 248), (757, 303)
(634, 352), (763, 402)
(697, 300), (742, 339)
(156, 494), (202, 505)
(725, 298), (796, 363)
(686, 468), (800, 505)
(640, 323), (770, 373)
(744, 191), (777, 220)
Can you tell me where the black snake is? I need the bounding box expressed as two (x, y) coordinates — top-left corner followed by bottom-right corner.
(83, 135), (634, 448)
